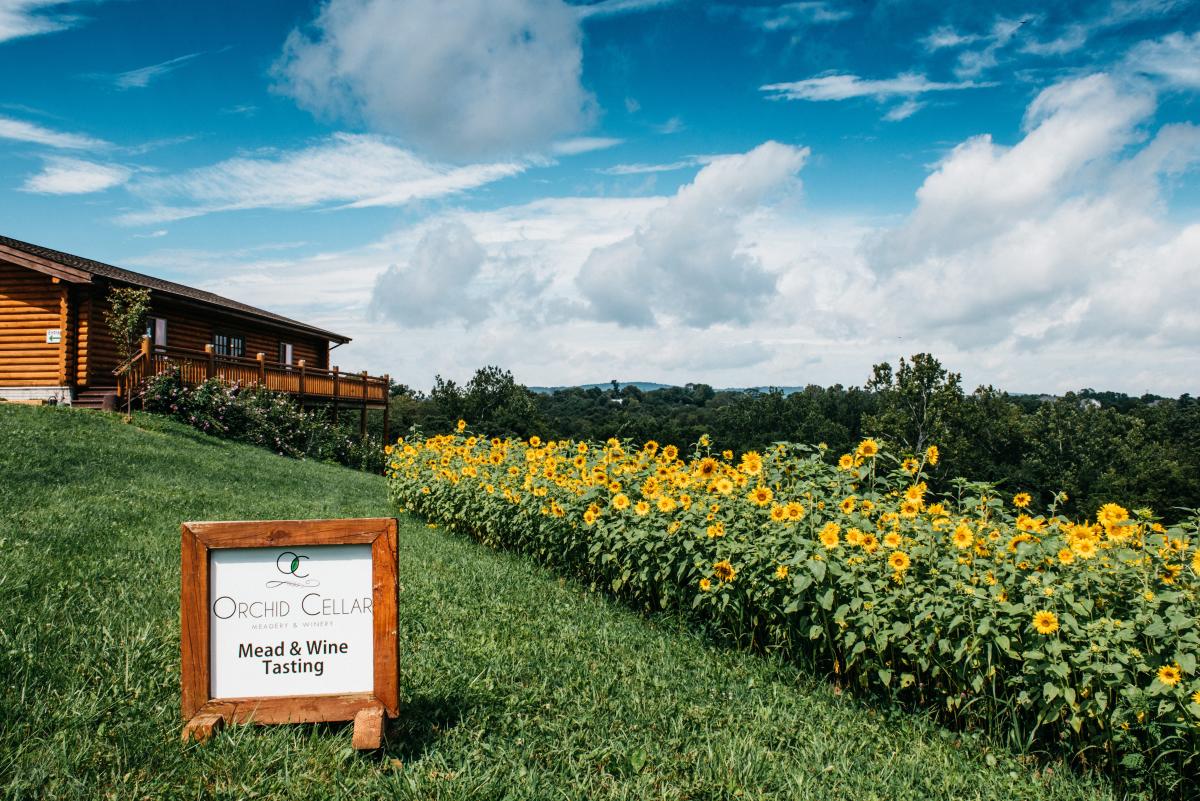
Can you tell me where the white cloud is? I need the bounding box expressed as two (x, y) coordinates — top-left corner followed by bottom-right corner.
(119, 133), (524, 225)
(273, 0), (596, 161)
(883, 99), (924, 122)
(724, 2), (851, 31)
(864, 73), (1200, 363)
(21, 157), (130, 194)
(369, 222), (490, 326)
(126, 77), (1200, 395)
(0, 0), (97, 43)
(1124, 30), (1200, 88)
(106, 52), (202, 90)
(575, 141), (808, 327)
(575, 0), (679, 18)
(761, 72), (987, 102)
(596, 158), (701, 175)
(551, 136), (624, 155)
(0, 114), (106, 149)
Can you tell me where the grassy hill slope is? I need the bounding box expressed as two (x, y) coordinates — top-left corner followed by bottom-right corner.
(0, 405), (1117, 800)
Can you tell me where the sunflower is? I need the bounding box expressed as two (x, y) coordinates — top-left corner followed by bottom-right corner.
(697, 457), (719, 478)
(845, 527), (864, 546)
(838, 454), (854, 470)
(888, 551), (911, 572)
(706, 522), (726, 538)
(722, 450), (734, 461)
(775, 564), (789, 580)
(1097, 503), (1129, 527)
(713, 559), (737, 582)
(612, 493), (630, 511)
(860, 533), (879, 553)
(901, 458), (919, 474)
(657, 496), (677, 513)
(528, 435), (541, 447)
(748, 485), (774, 507)
(739, 451), (763, 476)
(820, 522), (841, 549)
(634, 500), (650, 516)
(1057, 548), (1075, 565)
(785, 501), (806, 521)
(952, 524), (974, 549)
(643, 440), (659, 454)
(1013, 492), (1032, 509)
(1032, 610), (1059, 635)
(856, 439), (880, 458)
(1157, 664), (1183, 687)
(713, 477), (734, 495)
(769, 504), (787, 522)
(456, 419), (468, 432)
(1072, 538), (1098, 559)
(883, 531), (902, 550)
(662, 444), (679, 461)
(840, 496), (856, 514)
(698, 578), (712, 592)
(899, 499), (921, 518)
(925, 445), (939, 465)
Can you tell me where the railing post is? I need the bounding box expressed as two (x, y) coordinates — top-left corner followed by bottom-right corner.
(204, 344), (215, 380)
(360, 370), (369, 440)
(256, 352), (266, 387)
(332, 366), (340, 423)
(382, 374), (390, 444)
(298, 359), (307, 399)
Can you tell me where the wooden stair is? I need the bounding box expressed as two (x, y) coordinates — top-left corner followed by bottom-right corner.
(73, 386), (118, 411)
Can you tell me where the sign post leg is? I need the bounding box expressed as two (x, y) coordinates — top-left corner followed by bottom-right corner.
(351, 704), (384, 750)
(182, 711), (227, 744)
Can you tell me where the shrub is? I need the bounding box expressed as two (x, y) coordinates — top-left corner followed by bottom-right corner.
(386, 428), (1200, 791)
(142, 371), (385, 473)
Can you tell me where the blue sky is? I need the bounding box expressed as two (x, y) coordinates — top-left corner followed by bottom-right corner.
(1, 0), (1198, 394)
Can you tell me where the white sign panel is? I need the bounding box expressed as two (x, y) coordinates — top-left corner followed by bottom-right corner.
(209, 544), (373, 699)
(45, 329), (61, 344)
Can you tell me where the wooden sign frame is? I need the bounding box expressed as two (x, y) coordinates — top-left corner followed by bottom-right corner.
(180, 518), (399, 748)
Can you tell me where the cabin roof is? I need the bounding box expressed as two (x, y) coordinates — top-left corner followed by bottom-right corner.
(0, 234), (351, 344)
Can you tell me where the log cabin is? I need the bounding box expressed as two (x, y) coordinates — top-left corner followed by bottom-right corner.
(0, 235), (388, 429)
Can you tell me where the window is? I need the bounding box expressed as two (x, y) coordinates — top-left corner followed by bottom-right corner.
(213, 333), (245, 357)
(145, 317), (167, 347)
(278, 342), (294, 366)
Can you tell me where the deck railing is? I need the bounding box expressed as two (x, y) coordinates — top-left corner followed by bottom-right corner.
(114, 339), (390, 410)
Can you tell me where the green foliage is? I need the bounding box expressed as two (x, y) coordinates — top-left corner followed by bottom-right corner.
(0, 404), (1116, 800)
(142, 371), (385, 472)
(387, 430), (1200, 793)
(393, 355), (1200, 524)
(103, 285), (152, 364)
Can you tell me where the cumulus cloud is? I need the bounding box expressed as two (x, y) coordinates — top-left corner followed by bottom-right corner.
(119, 133), (524, 225)
(369, 222), (490, 327)
(22, 157), (130, 194)
(575, 141), (808, 327)
(865, 73), (1200, 353)
(0, 115), (106, 149)
(273, 0), (595, 161)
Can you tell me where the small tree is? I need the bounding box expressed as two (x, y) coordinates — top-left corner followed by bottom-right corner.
(104, 286), (152, 364)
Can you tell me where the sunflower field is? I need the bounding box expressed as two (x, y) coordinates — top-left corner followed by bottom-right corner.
(385, 425), (1200, 788)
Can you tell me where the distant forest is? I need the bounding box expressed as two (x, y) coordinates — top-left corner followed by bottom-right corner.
(382, 354), (1200, 523)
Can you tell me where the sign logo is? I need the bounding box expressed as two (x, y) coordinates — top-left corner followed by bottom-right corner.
(266, 551), (320, 588)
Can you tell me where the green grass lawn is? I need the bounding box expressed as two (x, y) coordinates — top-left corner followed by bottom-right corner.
(0, 404), (1121, 800)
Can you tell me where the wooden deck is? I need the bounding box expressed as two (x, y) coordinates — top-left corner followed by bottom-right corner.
(115, 339), (391, 436)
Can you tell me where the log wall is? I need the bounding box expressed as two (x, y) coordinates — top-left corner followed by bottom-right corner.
(0, 262), (66, 387)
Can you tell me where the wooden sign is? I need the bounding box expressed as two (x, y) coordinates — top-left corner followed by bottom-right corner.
(180, 518), (399, 749)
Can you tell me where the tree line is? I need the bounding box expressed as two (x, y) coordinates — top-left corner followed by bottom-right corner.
(384, 355), (1200, 522)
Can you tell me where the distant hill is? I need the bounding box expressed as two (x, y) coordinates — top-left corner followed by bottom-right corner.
(528, 382), (809, 396)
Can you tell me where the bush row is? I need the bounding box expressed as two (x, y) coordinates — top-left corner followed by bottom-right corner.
(142, 372), (385, 473)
